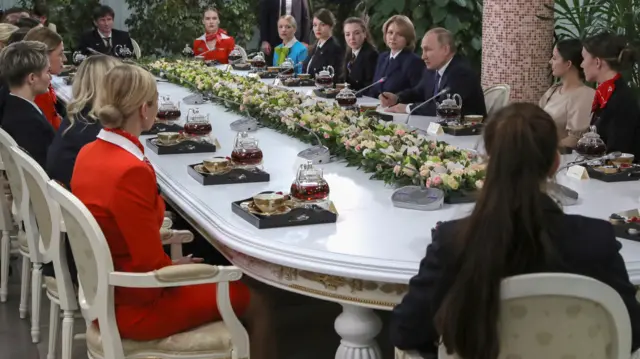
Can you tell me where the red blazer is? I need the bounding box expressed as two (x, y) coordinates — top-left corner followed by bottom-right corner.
(71, 130), (250, 340)
(193, 32), (235, 64)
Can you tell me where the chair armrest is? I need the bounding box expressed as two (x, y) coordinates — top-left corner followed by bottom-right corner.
(160, 229), (194, 245)
(162, 217), (173, 229)
(394, 349), (425, 359)
(108, 264), (243, 288)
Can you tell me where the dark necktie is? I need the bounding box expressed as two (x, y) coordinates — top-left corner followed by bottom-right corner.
(105, 37), (112, 53)
(280, 0), (286, 16)
(347, 52), (356, 73)
(433, 72), (441, 95)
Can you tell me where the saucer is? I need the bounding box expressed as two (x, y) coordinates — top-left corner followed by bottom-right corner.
(240, 201), (291, 216)
(194, 164), (232, 176)
(151, 138), (182, 147)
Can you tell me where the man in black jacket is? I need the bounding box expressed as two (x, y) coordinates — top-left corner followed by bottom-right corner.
(0, 41), (54, 168)
(381, 28), (486, 118)
(77, 5), (134, 59)
(259, 0), (311, 61)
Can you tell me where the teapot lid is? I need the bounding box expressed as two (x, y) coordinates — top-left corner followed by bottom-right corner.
(582, 125), (601, 138)
(337, 84), (356, 97)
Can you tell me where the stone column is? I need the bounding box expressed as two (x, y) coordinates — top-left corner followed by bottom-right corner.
(481, 0), (554, 103)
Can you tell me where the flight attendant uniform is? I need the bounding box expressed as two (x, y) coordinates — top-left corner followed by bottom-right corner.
(193, 29), (235, 64)
(34, 85), (62, 130)
(71, 128), (250, 341)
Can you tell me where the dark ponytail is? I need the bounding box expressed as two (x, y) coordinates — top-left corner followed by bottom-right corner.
(435, 103), (560, 359)
(583, 32), (637, 72)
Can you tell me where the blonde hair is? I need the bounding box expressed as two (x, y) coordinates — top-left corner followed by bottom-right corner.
(0, 40), (49, 87)
(0, 23), (19, 46)
(278, 15), (297, 30)
(23, 26), (62, 52)
(93, 64), (158, 129)
(382, 15), (416, 52)
(66, 55), (121, 132)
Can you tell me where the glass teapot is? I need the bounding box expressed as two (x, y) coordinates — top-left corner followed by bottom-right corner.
(436, 93), (463, 123)
(231, 131), (264, 166)
(184, 108), (212, 137)
(335, 84), (357, 107)
(290, 161), (330, 202)
(315, 66), (335, 88)
(250, 52), (267, 70)
(71, 51), (87, 65)
(576, 126), (607, 158)
(278, 58), (295, 78)
(182, 44), (195, 57)
(157, 96), (181, 120)
(229, 46), (244, 64)
(115, 44), (133, 59)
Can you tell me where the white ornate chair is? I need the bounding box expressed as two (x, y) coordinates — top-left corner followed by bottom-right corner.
(131, 39), (142, 59)
(395, 273), (632, 359)
(0, 159), (17, 303)
(12, 146), (81, 359)
(0, 128), (43, 343)
(483, 84), (511, 117)
(47, 179), (251, 359)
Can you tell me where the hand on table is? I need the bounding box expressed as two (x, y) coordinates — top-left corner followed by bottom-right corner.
(173, 254), (204, 265)
(386, 104), (408, 113)
(261, 41), (272, 55)
(379, 92), (398, 108)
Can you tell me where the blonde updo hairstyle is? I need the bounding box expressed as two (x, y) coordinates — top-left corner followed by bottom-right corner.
(65, 55), (121, 132)
(92, 64), (158, 129)
(0, 23), (19, 47)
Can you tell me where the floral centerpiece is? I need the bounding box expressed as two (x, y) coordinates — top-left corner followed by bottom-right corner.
(147, 59), (486, 199)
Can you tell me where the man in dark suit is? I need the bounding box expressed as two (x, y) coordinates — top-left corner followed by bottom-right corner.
(0, 41), (55, 168)
(381, 28), (486, 117)
(77, 5), (134, 59)
(260, 0), (310, 60)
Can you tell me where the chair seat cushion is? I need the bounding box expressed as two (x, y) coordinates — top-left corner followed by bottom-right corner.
(86, 320), (234, 357)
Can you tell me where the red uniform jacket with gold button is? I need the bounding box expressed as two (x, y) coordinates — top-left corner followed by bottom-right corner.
(193, 33), (235, 64)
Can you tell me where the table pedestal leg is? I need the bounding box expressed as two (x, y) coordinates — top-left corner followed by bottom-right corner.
(334, 304), (382, 359)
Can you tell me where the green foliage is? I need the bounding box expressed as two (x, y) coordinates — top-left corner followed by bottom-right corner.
(19, 0), (99, 50)
(541, 0), (640, 94)
(124, 0), (258, 56)
(360, 0), (483, 69)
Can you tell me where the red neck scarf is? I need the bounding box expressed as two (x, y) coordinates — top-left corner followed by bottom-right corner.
(592, 73), (621, 112)
(205, 28), (226, 42)
(103, 128), (154, 173)
(48, 84), (57, 104)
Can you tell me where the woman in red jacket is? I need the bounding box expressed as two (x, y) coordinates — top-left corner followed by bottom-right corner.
(24, 26), (66, 130)
(193, 8), (235, 64)
(71, 64), (275, 358)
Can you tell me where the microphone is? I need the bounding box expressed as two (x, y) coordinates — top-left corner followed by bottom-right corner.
(556, 151), (622, 173)
(295, 122), (331, 165)
(354, 77), (385, 97)
(405, 87), (450, 125)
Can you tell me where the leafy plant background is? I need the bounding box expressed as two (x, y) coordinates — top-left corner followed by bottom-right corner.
(19, 0), (100, 50)
(542, 0), (640, 93)
(124, 0), (258, 56)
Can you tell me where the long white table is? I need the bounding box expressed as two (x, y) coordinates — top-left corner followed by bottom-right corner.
(52, 74), (640, 359)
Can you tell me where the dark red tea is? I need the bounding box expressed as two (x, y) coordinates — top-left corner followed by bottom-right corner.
(316, 77), (333, 86)
(229, 54), (243, 63)
(157, 109), (181, 120)
(337, 97), (357, 107)
(251, 59), (266, 68)
(290, 183), (330, 201)
(576, 143), (607, 157)
(183, 122), (212, 136)
(231, 148), (263, 165)
(436, 107), (461, 121)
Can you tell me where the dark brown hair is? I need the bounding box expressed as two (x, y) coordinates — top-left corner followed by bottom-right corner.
(556, 38), (585, 79)
(342, 17), (375, 75)
(313, 8), (335, 28)
(435, 103), (560, 359)
(583, 32), (637, 72)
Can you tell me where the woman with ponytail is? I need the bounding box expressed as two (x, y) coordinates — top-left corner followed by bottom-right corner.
(71, 64), (275, 358)
(390, 103), (640, 358)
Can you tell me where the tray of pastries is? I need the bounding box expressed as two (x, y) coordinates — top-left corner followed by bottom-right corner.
(232, 191), (337, 229)
(188, 157), (270, 185)
(585, 153), (640, 182)
(610, 209), (640, 241)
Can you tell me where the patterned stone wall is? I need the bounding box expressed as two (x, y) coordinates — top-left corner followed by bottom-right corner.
(482, 0), (555, 103)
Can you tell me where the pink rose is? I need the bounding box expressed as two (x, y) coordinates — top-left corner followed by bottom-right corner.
(425, 178), (432, 188)
(323, 133), (330, 139)
(395, 129), (406, 136)
(355, 145), (362, 152)
(429, 142), (436, 149)
(432, 176), (442, 186)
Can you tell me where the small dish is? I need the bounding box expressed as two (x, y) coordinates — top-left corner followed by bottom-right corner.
(463, 115), (484, 124)
(203, 157), (231, 173)
(240, 201), (291, 216)
(156, 132), (182, 146)
(612, 153), (635, 166)
(193, 164), (232, 176)
(594, 166), (618, 174)
(298, 74), (311, 80)
(253, 192), (286, 213)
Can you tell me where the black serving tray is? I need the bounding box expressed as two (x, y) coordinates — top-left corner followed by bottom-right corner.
(559, 146), (573, 155)
(141, 122), (183, 136)
(444, 190), (477, 204)
(232, 63), (252, 71)
(188, 163), (270, 185)
(365, 110), (394, 122)
(613, 222), (640, 241)
(282, 79), (316, 87)
(313, 88), (363, 99)
(585, 166), (640, 182)
(231, 193), (338, 229)
(255, 71), (279, 79)
(146, 137), (216, 155)
(442, 123), (483, 136)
